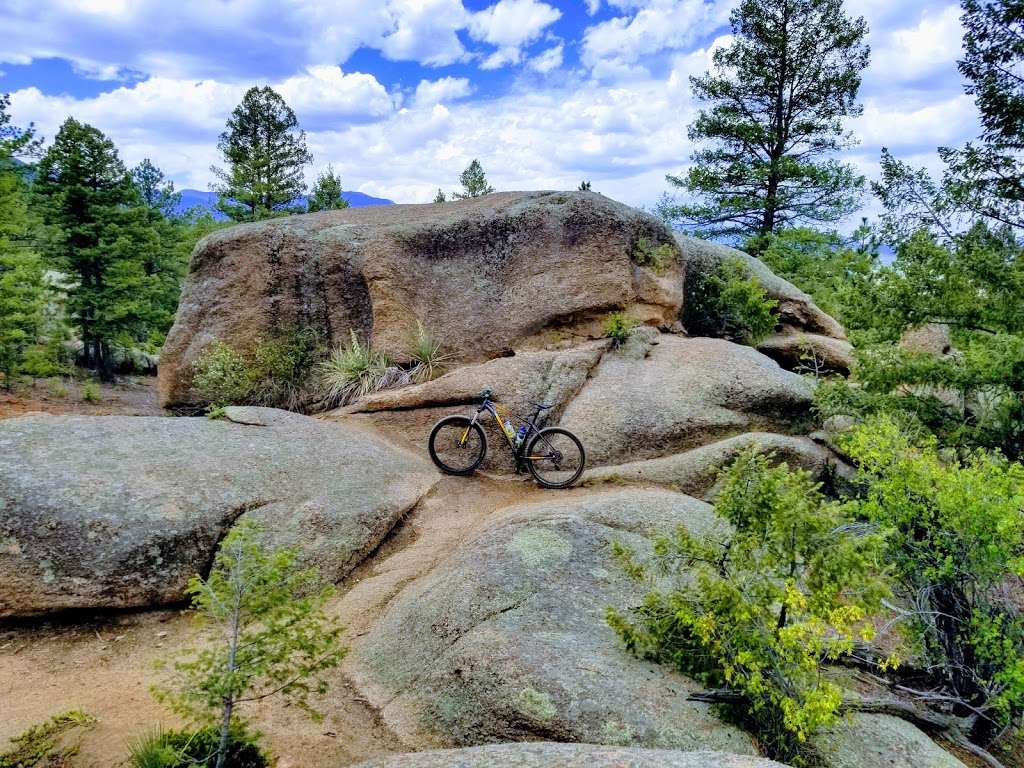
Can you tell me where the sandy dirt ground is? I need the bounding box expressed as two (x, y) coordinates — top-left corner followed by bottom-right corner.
(0, 467), (567, 767)
(0, 376), (164, 420)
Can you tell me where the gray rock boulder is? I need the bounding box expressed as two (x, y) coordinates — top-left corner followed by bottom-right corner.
(559, 335), (815, 467)
(583, 432), (851, 499)
(676, 235), (846, 339)
(347, 488), (756, 755)
(757, 331), (854, 376)
(0, 408), (437, 617)
(350, 744), (786, 768)
(159, 192), (683, 409)
(815, 713), (966, 768)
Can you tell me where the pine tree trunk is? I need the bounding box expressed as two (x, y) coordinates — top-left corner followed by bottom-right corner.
(215, 698), (233, 768)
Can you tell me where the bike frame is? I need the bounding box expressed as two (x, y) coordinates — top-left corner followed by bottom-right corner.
(460, 397), (555, 470)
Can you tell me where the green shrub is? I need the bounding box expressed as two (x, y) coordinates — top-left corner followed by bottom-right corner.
(190, 341), (252, 409)
(80, 380), (102, 403)
(0, 711), (95, 768)
(841, 416), (1024, 746)
(153, 520), (344, 768)
(47, 379), (69, 399)
(608, 449), (890, 764)
(631, 237), (677, 273)
(189, 329), (324, 411)
(406, 321), (450, 382)
(684, 257), (778, 345)
(603, 312), (639, 347)
(318, 330), (406, 408)
(128, 724), (268, 768)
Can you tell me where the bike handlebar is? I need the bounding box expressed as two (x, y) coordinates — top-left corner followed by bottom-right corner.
(479, 387), (493, 401)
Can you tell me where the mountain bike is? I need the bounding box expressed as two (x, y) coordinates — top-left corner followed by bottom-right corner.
(428, 388), (586, 489)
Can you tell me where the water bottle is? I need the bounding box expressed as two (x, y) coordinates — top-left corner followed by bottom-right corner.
(504, 419), (515, 440)
(515, 425), (528, 449)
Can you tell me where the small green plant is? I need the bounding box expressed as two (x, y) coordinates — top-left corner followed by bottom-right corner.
(128, 724), (267, 768)
(318, 330), (406, 407)
(608, 449), (890, 764)
(631, 237), (677, 273)
(190, 341), (252, 408)
(153, 519), (345, 768)
(603, 312), (640, 348)
(80, 380), (102, 403)
(0, 711), (96, 768)
(407, 321), (451, 382)
(684, 257), (778, 345)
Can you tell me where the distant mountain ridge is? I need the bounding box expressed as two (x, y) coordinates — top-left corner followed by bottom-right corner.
(173, 188), (394, 218)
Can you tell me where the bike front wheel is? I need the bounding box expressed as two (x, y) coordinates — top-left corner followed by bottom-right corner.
(526, 427), (585, 489)
(429, 415), (488, 475)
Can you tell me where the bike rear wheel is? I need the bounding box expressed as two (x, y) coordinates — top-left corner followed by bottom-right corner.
(429, 416), (488, 475)
(526, 427), (585, 488)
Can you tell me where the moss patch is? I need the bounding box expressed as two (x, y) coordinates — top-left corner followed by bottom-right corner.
(509, 527), (572, 569)
(516, 687), (557, 723)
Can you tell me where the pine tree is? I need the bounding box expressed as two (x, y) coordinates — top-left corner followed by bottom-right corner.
(34, 118), (179, 377)
(0, 95), (50, 387)
(433, 188), (447, 203)
(132, 158), (181, 217)
(662, 0), (869, 239)
(939, 0), (1024, 231)
(452, 159), (494, 199)
(212, 86), (312, 221)
(306, 165), (349, 212)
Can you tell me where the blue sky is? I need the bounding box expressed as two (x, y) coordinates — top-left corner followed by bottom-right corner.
(2, 0), (977, 216)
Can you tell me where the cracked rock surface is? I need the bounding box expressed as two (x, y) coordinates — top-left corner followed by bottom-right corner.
(0, 407), (437, 617)
(347, 487), (757, 755)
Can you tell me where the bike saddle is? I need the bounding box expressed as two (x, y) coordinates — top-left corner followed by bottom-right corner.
(530, 401), (554, 410)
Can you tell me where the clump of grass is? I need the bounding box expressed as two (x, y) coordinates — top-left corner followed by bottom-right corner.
(631, 238), (678, 273)
(0, 710), (96, 768)
(80, 380), (102, 403)
(603, 312), (640, 348)
(127, 724), (267, 768)
(47, 379), (69, 399)
(406, 321), (452, 383)
(318, 330), (405, 408)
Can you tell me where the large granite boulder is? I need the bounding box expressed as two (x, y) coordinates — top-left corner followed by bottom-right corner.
(159, 192), (683, 409)
(0, 408), (437, 617)
(815, 713), (966, 768)
(350, 744), (787, 768)
(558, 334), (815, 467)
(347, 488), (757, 755)
(583, 432), (851, 498)
(676, 235), (846, 341)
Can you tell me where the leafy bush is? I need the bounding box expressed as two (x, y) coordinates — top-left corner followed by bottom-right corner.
(0, 711), (95, 768)
(128, 725), (268, 768)
(189, 329), (323, 411)
(841, 416), (1024, 745)
(406, 321), (450, 382)
(684, 257), (778, 345)
(608, 449), (889, 764)
(602, 312), (639, 347)
(630, 237), (677, 273)
(318, 330), (406, 408)
(153, 520), (345, 768)
(190, 341), (252, 409)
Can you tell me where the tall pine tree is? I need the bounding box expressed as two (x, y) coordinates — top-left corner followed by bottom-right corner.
(0, 95), (49, 388)
(662, 0), (869, 240)
(34, 119), (177, 377)
(212, 86), (312, 221)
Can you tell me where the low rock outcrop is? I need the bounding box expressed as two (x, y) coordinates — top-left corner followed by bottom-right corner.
(347, 488), (757, 755)
(350, 744), (787, 768)
(159, 192), (683, 409)
(0, 408), (436, 617)
(559, 334), (815, 466)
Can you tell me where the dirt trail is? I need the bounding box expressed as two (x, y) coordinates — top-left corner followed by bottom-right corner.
(0, 460), (555, 767)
